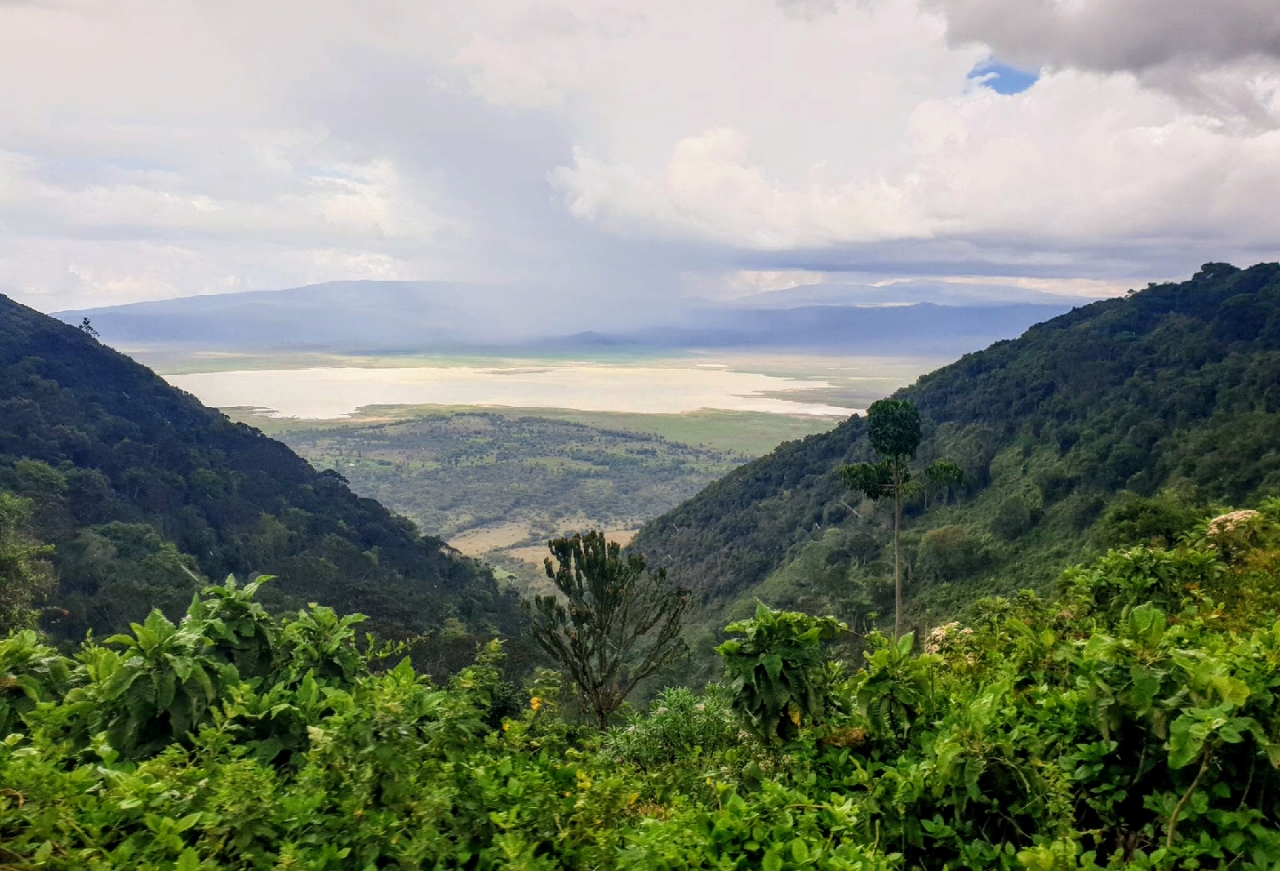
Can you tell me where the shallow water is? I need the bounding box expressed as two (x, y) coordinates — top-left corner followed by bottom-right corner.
(168, 363), (854, 418)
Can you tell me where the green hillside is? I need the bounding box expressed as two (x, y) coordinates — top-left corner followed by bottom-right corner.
(632, 262), (1280, 638)
(0, 294), (520, 666)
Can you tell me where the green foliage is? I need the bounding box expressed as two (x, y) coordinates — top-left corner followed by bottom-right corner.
(525, 531), (690, 727)
(0, 492), (54, 633)
(67, 577), (281, 759)
(866, 399), (922, 463)
(617, 781), (898, 871)
(838, 461), (895, 501)
(924, 459), (964, 506)
(1100, 491), (1205, 548)
(716, 603), (846, 743)
(914, 525), (989, 583)
(0, 629), (71, 736)
(603, 685), (740, 769)
(991, 494), (1039, 541)
(849, 631), (939, 747)
(1, 517), (1279, 870)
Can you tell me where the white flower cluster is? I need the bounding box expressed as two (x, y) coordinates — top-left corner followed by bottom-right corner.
(1207, 510), (1261, 537)
(923, 621), (974, 656)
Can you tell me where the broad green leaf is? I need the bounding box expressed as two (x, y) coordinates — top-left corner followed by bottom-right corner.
(1209, 676), (1250, 707)
(790, 837), (810, 863)
(763, 654), (783, 681)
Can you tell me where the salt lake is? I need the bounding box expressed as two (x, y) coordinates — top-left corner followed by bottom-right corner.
(167, 362), (856, 419)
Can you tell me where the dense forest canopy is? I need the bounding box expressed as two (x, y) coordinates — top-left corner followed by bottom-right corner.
(632, 263), (1280, 634)
(0, 293), (520, 667)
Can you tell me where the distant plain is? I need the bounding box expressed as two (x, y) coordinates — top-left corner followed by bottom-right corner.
(179, 350), (941, 583)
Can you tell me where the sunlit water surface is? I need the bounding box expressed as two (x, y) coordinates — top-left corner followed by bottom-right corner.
(167, 363), (854, 418)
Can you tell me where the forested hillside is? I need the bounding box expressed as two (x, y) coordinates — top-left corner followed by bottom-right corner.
(0, 294), (520, 665)
(633, 262), (1280, 634)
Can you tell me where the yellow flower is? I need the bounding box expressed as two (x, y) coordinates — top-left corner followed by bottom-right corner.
(530, 696), (542, 711)
(502, 722), (510, 731)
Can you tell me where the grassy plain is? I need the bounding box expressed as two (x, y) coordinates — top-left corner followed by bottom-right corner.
(229, 404), (840, 456)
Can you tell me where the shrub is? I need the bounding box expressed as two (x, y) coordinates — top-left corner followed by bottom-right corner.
(990, 494), (1038, 540)
(716, 603), (846, 743)
(1100, 492), (1204, 548)
(0, 630), (72, 736)
(914, 525), (989, 582)
(603, 685), (740, 768)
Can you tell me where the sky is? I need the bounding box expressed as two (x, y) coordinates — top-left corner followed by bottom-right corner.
(1, 0), (1279, 312)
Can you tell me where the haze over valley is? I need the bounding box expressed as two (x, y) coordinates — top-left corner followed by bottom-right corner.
(55, 278), (1058, 568)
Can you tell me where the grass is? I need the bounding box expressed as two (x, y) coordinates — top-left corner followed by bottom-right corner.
(225, 405), (842, 457)
(245, 409), (752, 592)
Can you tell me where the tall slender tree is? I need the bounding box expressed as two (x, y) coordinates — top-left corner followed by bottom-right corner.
(839, 399), (922, 639)
(524, 531), (689, 727)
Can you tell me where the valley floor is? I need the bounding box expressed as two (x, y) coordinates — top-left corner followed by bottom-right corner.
(203, 351), (942, 590)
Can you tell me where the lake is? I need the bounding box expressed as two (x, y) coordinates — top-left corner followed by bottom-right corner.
(167, 362), (857, 419)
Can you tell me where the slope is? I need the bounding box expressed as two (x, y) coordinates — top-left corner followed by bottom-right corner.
(0, 293), (520, 665)
(631, 262), (1280, 636)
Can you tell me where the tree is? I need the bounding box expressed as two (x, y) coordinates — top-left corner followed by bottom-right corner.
(838, 399), (922, 639)
(524, 531), (689, 728)
(0, 493), (55, 633)
(78, 318), (99, 340)
(924, 460), (964, 507)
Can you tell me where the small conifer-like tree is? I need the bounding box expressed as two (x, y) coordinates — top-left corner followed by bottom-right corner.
(524, 531), (689, 728)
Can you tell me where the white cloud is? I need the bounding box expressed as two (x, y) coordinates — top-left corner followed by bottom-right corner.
(455, 36), (564, 108)
(0, 0), (1277, 311)
(553, 70), (1280, 258)
(552, 128), (930, 248)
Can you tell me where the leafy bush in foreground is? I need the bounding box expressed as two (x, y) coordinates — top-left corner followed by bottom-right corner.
(1, 501), (1279, 869)
(603, 685), (741, 769)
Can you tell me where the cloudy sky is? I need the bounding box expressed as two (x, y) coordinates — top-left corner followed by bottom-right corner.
(2, 0), (1278, 311)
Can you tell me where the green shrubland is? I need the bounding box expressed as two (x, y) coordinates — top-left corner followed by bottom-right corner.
(3, 499), (1278, 870)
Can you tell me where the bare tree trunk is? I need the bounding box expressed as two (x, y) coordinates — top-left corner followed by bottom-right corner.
(893, 466), (902, 640)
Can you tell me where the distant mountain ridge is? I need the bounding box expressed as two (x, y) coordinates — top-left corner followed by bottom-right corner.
(602, 302), (1074, 356)
(0, 293), (521, 664)
(54, 280), (1077, 358)
(631, 262), (1280, 638)
(729, 278), (1096, 309)
(56, 281), (528, 351)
